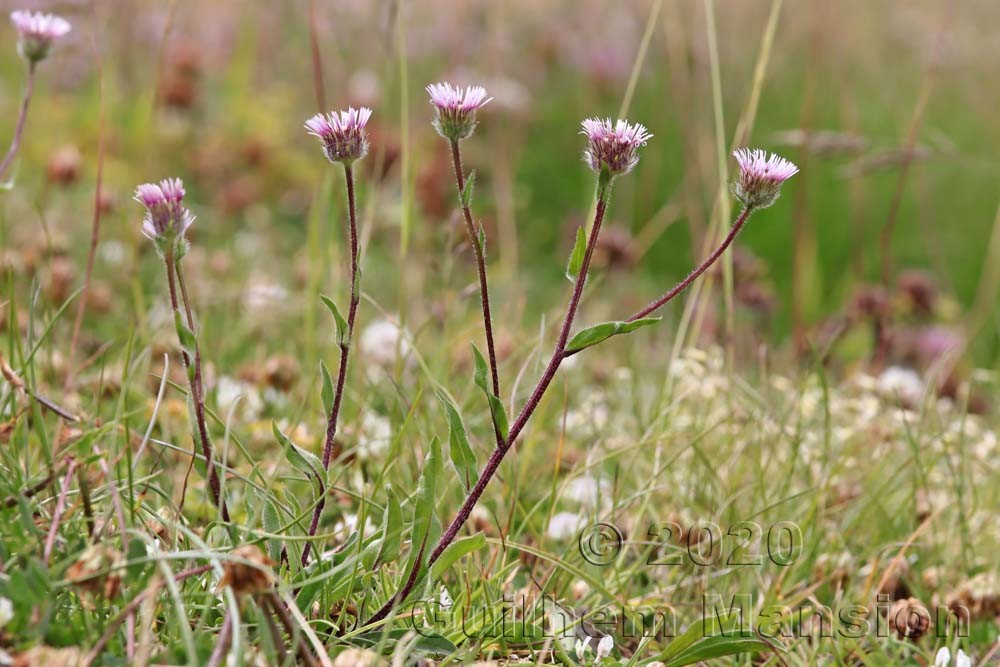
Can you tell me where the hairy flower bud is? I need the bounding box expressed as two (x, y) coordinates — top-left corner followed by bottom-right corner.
(10, 10), (70, 63)
(426, 82), (492, 142)
(305, 107), (372, 164)
(580, 117), (652, 177)
(731, 148), (798, 209)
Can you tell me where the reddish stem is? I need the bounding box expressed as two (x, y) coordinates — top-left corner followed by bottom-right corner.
(0, 61), (36, 182)
(303, 162), (361, 565)
(166, 254), (229, 521)
(364, 182), (612, 626)
(450, 138), (503, 446)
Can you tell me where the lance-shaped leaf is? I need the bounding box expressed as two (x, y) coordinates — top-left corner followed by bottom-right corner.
(437, 390), (478, 491)
(565, 318), (661, 354)
(460, 170), (477, 208)
(663, 635), (775, 666)
(320, 294), (349, 347)
(319, 360), (335, 416)
(430, 533), (486, 581)
(273, 422), (324, 496)
(375, 486), (403, 566)
(565, 225), (587, 283)
(403, 436), (444, 588)
(471, 343), (508, 441)
(173, 311), (197, 356)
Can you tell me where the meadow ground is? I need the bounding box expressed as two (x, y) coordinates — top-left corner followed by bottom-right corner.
(0, 1), (999, 665)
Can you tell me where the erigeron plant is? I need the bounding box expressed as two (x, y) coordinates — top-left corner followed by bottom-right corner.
(131, 82), (797, 647)
(0, 10), (71, 183)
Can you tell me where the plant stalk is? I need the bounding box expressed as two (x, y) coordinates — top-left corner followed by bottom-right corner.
(450, 138), (503, 445)
(0, 61), (36, 182)
(302, 163), (361, 565)
(165, 251), (229, 521)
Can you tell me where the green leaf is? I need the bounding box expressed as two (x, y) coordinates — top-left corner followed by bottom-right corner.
(471, 344), (509, 440)
(173, 311), (197, 354)
(658, 610), (750, 662)
(354, 629), (457, 656)
(565, 225), (587, 282)
(430, 533), (486, 581)
(273, 422), (324, 495)
(565, 318), (661, 353)
(404, 437), (443, 586)
(663, 635), (775, 666)
(319, 360), (335, 416)
(460, 170), (477, 208)
(320, 295), (349, 347)
(375, 487), (403, 566)
(436, 390), (478, 491)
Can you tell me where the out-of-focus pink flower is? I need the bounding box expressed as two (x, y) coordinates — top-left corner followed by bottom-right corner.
(731, 148), (798, 209)
(10, 10), (70, 63)
(134, 178), (195, 241)
(580, 117), (652, 177)
(305, 107), (372, 164)
(426, 82), (492, 141)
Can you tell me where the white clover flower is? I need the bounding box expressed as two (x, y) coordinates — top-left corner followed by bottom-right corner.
(439, 586), (453, 610)
(575, 638), (590, 661)
(877, 366), (925, 405)
(356, 411), (392, 460)
(595, 634), (614, 662)
(546, 512), (583, 541)
(360, 317), (410, 367)
(215, 375), (263, 419)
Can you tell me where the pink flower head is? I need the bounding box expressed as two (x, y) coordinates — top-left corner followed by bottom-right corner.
(426, 82), (492, 141)
(10, 10), (70, 62)
(731, 148), (798, 209)
(580, 117), (652, 177)
(134, 178), (195, 242)
(305, 107), (372, 164)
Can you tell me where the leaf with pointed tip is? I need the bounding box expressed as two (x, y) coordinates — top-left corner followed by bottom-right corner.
(173, 311), (197, 355)
(565, 318), (661, 354)
(273, 422), (324, 495)
(663, 635), (775, 666)
(565, 225), (587, 283)
(319, 361), (334, 416)
(471, 343), (508, 440)
(460, 170), (477, 208)
(404, 437), (443, 586)
(320, 295), (348, 347)
(436, 390), (478, 491)
(430, 533), (486, 581)
(375, 487), (403, 566)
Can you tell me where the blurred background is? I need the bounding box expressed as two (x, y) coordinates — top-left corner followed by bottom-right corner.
(2, 0), (999, 374)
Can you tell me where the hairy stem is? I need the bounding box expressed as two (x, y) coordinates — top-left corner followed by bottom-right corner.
(165, 252), (229, 521)
(303, 163), (361, 565)
(622, 206), (754, 323)
(364, 180), (612, 626)
(450, 139), (503, 433)
(0, 61), (36, 182)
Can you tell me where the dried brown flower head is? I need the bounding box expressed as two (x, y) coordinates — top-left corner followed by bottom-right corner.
(66, 544), (124, 599)
(219, 545), (275, 597)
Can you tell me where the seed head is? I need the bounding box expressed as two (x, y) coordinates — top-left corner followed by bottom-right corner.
(305, 107), (372, 164)
(10, 10), (70, 63)
(580, 118), (652, 177)
(731, 148), (798, 209)
(426, 82), (491, 142)
(134, 178), (195, 245)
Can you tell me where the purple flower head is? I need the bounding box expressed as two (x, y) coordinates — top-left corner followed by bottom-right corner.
(10, 10), (70, 63)
(305, 107), (372, 164)
(731, 148), (798, 209)
(426, 82), (492, 141)
(580, 118), (652, 177)
(134, 178), (195, 243)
